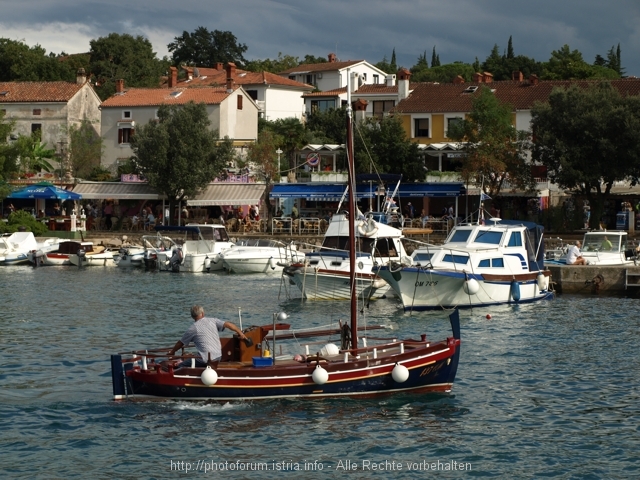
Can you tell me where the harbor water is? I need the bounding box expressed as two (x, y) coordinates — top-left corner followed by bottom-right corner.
(1, 266), (639, 479)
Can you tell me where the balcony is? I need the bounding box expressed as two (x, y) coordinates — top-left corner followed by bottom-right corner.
(310, 172), (348, 182)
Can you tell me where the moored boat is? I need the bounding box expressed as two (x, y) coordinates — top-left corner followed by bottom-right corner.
(218, 239), (303, 274)
(377, 217), (554, 310)
(545, 230), (639, 266)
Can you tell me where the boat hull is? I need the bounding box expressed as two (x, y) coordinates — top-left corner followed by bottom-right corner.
(284, 265), (389, 300)
(69, 253), (116, 267)
(378, 267), (554, 310)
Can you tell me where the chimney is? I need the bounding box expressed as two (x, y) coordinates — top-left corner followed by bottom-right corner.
(76, 68), (86, 85)
(353, 98), (368, 122)
(350, 71), (360, 92)
(386, 74), (396, 87)
(512, 71), (524, 82)
(328, 53), (336, 63)
(453, 75), (465, 84)
(529, 74), (539, 85)
(397, 68), (411, 101)
(215, 62), (224, 71)
(169, 66), (177, 88)
(226, 62), (236, 92)
(115, 79), (124, 93)
(482, 72), (493, 83)
(472, 72), (483, 83)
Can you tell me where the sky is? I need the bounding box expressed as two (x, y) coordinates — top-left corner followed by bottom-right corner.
(2, 0), (640, 76)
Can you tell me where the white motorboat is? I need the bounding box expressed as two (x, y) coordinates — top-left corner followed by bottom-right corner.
(116, 245), (146, 267)
(218, 239), (304, 274)
(140, 234), (178, 270)
(1, 232), (42, 265)
(282, 212), (407, 300)
(155, 224), (235, 273)
(377, 218), (554, 310)
(68, 244), (116, 267)
(29, 240), (95, 266)
(545, 231), (639, 266)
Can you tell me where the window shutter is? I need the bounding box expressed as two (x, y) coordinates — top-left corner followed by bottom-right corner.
(237, 95), (243, 110)
(118, 129), (123, 144)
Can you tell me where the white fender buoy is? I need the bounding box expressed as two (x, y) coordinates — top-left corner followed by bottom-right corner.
(392, 363), (409, 383)
(401, 255), (413, 266)
(463, 278), (480, 295)
(536, 272), (547, 290)
(212, 253), (221, 264)
(320, 343), (340, 356)
(201, 366), (218, 386)
(312, 365), (329, 385)
(269, 256), (277, 270)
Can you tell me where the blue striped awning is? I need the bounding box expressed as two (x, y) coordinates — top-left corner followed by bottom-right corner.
(270, 182), (465, 200)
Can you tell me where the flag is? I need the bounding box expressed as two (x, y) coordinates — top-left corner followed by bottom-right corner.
(480, 192), (491, 201)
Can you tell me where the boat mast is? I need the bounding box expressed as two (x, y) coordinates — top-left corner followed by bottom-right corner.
(346, 70), (358, 352)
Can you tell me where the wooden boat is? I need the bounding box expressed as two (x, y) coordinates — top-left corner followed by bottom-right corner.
(110, 73), (461, 401)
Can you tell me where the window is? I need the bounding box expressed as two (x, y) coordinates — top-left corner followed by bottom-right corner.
(373, 74), (379, 84)
(446, 117), (463, 137)
(31, 123), (42, 134)
(414, 252), (433, 266)
(245, 90), (258, 101)
(372, 100), (395, 118)
(474, 230), (503, 245)
(237, 94), (243, 109)
(414, 118), (429, 137)
(123, 110), (132, 119)
(310, 99), (336, 113)
(118, 127), (134, 144)
(508, 232), (523, 247)
(479, 258), (504, 268)
(442, 254), (469, 265)
(449, 229), (472, 243)
(306, 74), (313, 85)
(33, 109), (41, 115)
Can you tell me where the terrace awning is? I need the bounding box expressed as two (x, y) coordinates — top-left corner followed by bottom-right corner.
(187, 183), (266, 206)
(72, 182), (165, 200)
(269, 182), (466, 201)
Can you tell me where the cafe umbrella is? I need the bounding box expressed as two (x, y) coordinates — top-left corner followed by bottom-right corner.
(6, 182), (82, 214)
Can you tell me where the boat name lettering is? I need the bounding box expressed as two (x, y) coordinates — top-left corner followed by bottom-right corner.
(420, 362), (443, 377)
(415, 281), (438, 287)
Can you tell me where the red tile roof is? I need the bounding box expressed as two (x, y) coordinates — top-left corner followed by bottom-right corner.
(279, 60), (364, 75)
(0, 81), (85, 102)
(101, 86), (235, 107)
(169, 67), (313, 90)
(302, 87), (347, 98)
(394, 78), (640, 113)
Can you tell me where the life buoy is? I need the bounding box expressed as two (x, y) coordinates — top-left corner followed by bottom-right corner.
(357, 217), (379, 237)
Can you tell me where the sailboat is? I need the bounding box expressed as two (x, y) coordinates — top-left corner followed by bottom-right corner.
(109, 73), (461, 401)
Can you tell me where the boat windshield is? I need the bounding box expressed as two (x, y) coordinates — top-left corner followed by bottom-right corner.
(583, 233), (621, 252)
(447, 229), (472, 243)
(321, 235), (375, 253)
(473, 230), (503, 245)
(414, 252), (434, 266)
(442, 253), (470, 265)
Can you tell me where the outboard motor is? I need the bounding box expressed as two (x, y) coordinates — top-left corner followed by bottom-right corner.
(169, 247), (183, 272)
(77, 249), (86, 268)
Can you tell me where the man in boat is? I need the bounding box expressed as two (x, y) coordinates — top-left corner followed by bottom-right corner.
(601, 236), (613, 251)
(168, 305), (248, 367)
(566, 241), (587, 265)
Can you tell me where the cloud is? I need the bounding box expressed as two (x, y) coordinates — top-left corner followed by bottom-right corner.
(1, 0), (639, 75)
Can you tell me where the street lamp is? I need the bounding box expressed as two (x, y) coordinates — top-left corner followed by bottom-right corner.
(276, 149), (283, 183)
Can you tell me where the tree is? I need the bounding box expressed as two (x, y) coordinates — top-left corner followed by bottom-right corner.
(89, 33), (165, 100)
(68, 120), (103, 179)
(130, 102), (235, 224)
(390, 48), (397, 70)
(507, 36), (514, 59)
(410, 51), (429, 78)
(412, 62), (475, 83)
(243, 129), (282, 228)
(0, 38), (74, 82)
(447, 86), (535, 197)
(168, 27), (248, 68)
(269, 118), (307, 180)
(0, 110), (17, 182)
(431, 46), (440, 67)
(244, 53), (299, 73)
(354, 115), (423, 181)
(530, 82), (640, 228)
(13, 133), (55, 176)
(542, 44), (617, 80)
(375, 55), (396, 74)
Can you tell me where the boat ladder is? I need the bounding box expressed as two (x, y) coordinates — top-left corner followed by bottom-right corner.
(624, 269), (640, 289)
